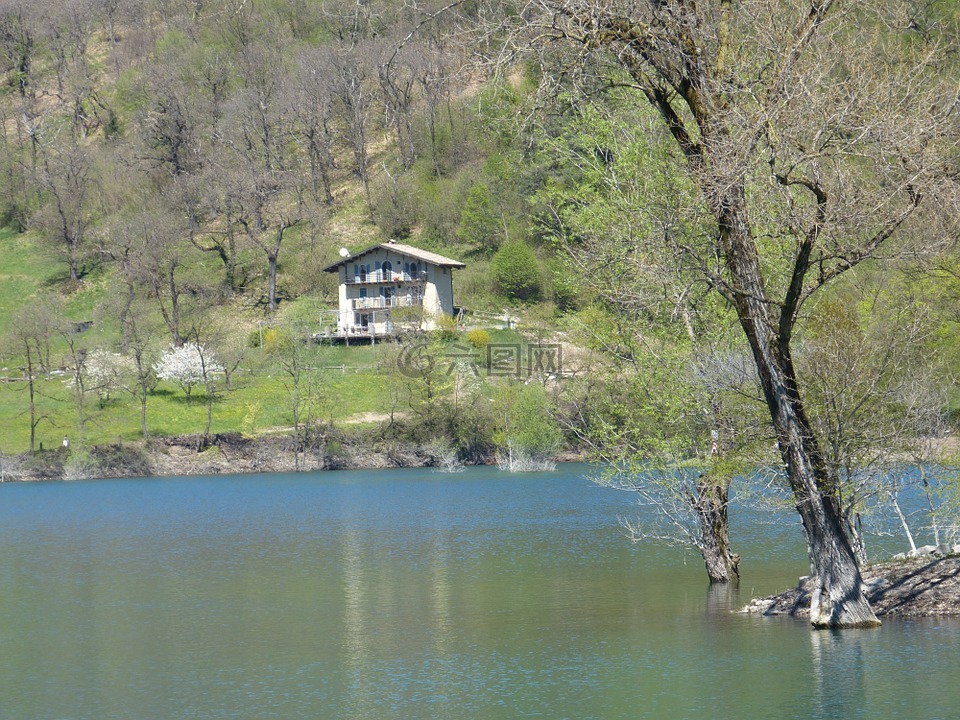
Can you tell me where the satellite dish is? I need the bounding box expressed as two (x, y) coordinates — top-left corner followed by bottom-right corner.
(339, 248), (350, 258)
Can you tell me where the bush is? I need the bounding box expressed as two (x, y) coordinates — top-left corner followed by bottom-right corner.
(491, 240), (542, 302)
(433, 313), (460, 340)
(494, 383), (562, 471)
(466, 329), (491, 349)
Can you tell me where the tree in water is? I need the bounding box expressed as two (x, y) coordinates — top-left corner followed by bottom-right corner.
(575, 312), (765, 584)
(506, 0), (960, 626)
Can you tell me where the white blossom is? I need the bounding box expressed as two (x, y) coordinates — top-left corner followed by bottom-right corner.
(153, 343), (224, 396)
(85, 350), (135, 394)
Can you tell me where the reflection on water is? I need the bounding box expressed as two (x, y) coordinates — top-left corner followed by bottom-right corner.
(704, 581), (742, 617)
(341, 527), (374, 719)
(0, 466), (959, 720)
(810, 629), (867, 719)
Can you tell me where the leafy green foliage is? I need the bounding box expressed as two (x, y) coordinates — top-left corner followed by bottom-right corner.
(493, 382), (562, 460)
(466, 329), (491, 349)
(491, 241), (542, 302)
(457, 181), (503, 255)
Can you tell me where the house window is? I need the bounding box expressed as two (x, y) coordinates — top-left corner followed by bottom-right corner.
(359, 264), (367, 282)
(383, 261), (392, 280)
(403, 261), (410, 278)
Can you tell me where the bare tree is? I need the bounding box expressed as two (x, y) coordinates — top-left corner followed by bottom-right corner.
(414, 29), (466, 178)
(329, 45), (376, 212)
(378, 38), (419, 170)
(508, 0), (960, 627)
(114, 293), (159, 441)
(213, 42), (318, 312)
(34, 132), (97, 282)
(291, 50), (338, 205)
(0, 0), (37, 99)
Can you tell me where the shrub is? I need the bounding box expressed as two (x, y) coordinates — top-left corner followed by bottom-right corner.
(491, 240), (542, 302)
(433, 313), (460, 340)
(494, 383), (562, 471)
(466, 329), (491, 349)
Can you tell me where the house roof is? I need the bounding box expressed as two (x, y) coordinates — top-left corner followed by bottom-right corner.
(322, 241), (466, 273)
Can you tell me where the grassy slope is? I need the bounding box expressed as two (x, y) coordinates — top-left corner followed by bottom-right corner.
(0, 223), (408, 452)
(0, 223), (517, 454)
(0, 339), (397, 453)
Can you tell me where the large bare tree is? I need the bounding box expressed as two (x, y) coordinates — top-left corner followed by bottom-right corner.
(508, 0), (960, 626)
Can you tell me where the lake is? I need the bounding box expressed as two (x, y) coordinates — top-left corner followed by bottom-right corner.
(1, 464), (958, 719)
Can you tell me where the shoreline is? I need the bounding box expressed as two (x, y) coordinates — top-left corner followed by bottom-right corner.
(0, 432), (588, 482)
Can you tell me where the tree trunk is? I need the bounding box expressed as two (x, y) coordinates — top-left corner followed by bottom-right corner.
(720, 191), (879, 628)
(140, 387), (149, 440)
(204, 382), (214, 443)
(695, 474), (740, 584)
(25, 343), (36, 453)
(68, 236), (79, 282)
(749, 329), (879, 628)
(267, 252), (278, 312)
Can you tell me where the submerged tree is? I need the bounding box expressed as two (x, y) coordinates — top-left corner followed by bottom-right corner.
(573, 308), (767, 584)
(494, 382), (562, 471)
(507, 1), (960, 626)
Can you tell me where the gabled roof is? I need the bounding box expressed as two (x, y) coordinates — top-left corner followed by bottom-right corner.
(323, 241), (466, 273)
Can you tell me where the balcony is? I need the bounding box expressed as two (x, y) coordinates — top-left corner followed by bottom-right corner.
(345, 271), (428, 285)
(350, 294), (422, 310)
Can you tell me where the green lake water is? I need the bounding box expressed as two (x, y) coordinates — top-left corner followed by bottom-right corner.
(1, 464), (958, 719)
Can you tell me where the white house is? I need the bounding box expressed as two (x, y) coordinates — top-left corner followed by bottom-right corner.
(322, 240), (466, 337)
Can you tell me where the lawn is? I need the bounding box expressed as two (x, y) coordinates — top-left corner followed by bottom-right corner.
(0, 338), (405, 454)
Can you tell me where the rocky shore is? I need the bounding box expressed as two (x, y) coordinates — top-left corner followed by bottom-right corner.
(742, 551), (960, 619)
(0, 432), (486, 482)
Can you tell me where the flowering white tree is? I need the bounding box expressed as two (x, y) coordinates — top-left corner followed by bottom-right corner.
(153, 343), (224, 400)
(84, 350), (135, 408)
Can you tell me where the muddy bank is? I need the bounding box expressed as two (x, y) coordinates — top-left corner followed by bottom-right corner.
(742, 553), (960, 619)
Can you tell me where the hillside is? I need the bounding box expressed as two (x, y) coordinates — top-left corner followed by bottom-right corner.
(0, 0), (599, 461)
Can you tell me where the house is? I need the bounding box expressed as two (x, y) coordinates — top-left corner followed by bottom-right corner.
(322, 240), (466, 337)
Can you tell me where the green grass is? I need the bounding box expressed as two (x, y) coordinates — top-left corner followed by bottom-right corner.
(0, 333), (414, 454)
(0, 229), (62, 337)
(0, 229), (115, 351)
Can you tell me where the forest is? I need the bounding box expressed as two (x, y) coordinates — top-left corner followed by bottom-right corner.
(3, 0), (960, 625)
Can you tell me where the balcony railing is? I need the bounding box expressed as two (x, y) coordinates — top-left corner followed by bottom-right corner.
(350, 295), (422, 310)
(345, 271), (428, 285)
